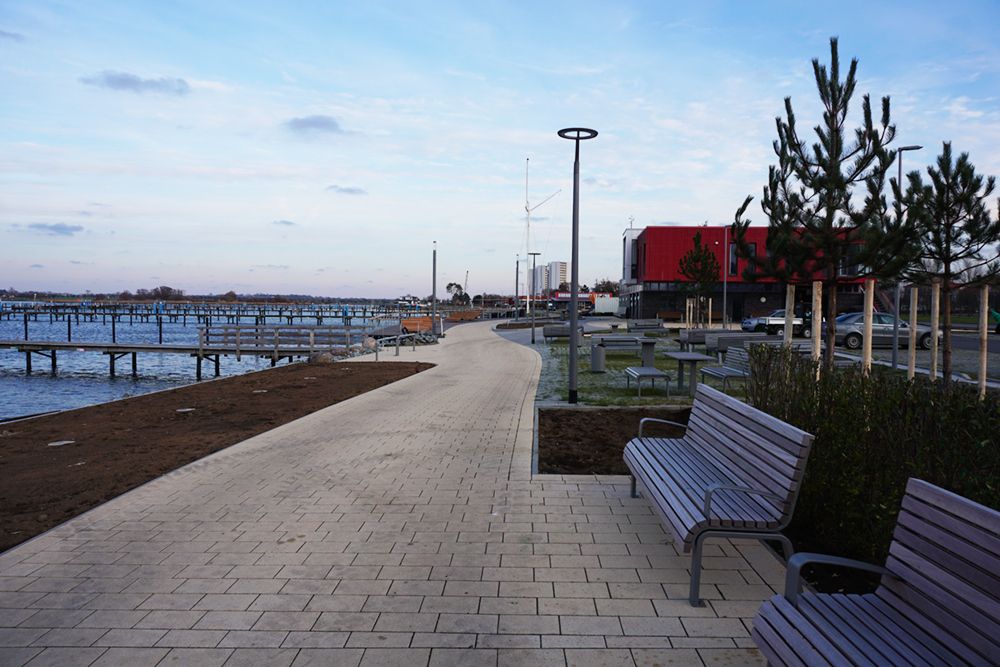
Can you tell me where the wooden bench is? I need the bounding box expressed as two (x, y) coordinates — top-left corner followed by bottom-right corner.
(704, 332), (778, 357)
(542, 324), (582, 342)
(628, 319), (663, 332)
(591, 335), (642, 355)
(699, 347), (751, 391)
(624, 384), (814, 606)
(754, 478), (1000, 666)
(625, 367), (670, 397)
(677, 328), (715, 350)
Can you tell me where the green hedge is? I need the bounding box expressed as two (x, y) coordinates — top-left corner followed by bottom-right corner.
(746, 345), (1000, 564)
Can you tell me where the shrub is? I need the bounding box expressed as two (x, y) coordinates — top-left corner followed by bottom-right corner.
(746, 345), (1000, 564)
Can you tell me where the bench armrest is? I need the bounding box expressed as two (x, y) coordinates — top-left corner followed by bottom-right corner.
(702, 484), (783, 518)
(639, 417), (688, 437)
(783, 553), (895, 605)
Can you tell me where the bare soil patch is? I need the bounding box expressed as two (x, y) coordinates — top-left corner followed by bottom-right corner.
(0, 361), (432, 552)
(537, 405), (691, 474)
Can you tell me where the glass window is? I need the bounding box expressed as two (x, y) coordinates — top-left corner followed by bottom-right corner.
(729, 243), (739, 276)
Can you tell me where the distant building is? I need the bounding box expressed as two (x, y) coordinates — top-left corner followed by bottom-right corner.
(546, 261), (568, 291)
(622, 228), (642, 290)
(531, 265), (549, 296)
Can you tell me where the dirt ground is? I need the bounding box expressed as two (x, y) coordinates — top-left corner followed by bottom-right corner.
(537, 406), (691, 475)
(0, 361), (432, 552)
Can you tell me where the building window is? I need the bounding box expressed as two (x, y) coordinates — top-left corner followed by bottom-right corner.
(729, 243), (738, 276)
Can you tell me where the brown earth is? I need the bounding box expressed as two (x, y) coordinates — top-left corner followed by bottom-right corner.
(537, 405), (691, 475)
(0, 361), (432, 552)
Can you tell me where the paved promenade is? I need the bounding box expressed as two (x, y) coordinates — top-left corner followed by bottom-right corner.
(0, 321), (772, 666)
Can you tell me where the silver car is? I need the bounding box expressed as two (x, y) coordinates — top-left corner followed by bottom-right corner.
(834, 312), (935, 350)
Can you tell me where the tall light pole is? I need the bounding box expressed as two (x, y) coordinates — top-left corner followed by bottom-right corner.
(525, 158), (561, 320)
(529, 252), (541, 343)
(514, 254), (520, 320)
(714, 225), (730, 328)
(558, 127), (598, 404)
(432, 241), (438, 337)
(892, 144), (922, 368)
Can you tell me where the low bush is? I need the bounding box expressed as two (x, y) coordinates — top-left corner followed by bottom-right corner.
(747, 345), (1000, 564)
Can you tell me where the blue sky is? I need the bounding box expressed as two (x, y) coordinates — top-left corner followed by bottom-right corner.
(2, 1), (998, 298)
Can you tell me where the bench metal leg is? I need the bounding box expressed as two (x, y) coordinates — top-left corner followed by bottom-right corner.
(689, 530), (795, 607)
(630, 475), (638, 498)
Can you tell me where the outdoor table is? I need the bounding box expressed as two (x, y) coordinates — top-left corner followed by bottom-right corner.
(665, 351), (715, 396)
(640, 339), (657, 367)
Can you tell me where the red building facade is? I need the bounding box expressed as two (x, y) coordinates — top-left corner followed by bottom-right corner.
(622, 225), (864, 321)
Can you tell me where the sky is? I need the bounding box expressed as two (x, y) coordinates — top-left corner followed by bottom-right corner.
(1, 1), (999, 298)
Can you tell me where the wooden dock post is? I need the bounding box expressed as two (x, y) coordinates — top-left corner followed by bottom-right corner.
(196, 355), (202, 381)
(109, 352), (115, 379)
(25, 351), (31, 375)
(23, 313), (28, 340)
(50, 350), (56, 376)
(131, 352), (137, 378)
(67, 316), (72, 342)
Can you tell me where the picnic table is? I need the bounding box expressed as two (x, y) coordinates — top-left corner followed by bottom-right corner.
(664, 351), (715, 397)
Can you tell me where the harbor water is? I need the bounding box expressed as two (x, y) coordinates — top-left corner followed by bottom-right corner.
(0, 313), (371, 420)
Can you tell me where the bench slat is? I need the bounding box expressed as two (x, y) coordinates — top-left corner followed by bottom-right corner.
(883, 543), (1000, 660)
(874, 588), (985, 665)
(834, 594), (950, 667)
(804, 594), (912, 666)
(641, 438), (774, 528)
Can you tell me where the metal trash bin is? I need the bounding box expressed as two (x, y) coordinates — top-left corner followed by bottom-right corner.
(591, 343), (606, 373)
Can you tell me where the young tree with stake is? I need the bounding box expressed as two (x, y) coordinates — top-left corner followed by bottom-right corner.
(731, 37), (917, 366)
(902, 143), (1000, 384)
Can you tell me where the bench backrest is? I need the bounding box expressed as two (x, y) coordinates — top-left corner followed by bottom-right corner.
(679, 328), (713, 344)
(592, 335), (640, 346)
(543, 324), (576, 336)
(877, 479), (1000, 665)
(628, 319), (662, 331)
(723, 347), (751, 372)
(712, 333), (779, 352)
(685, 384), (813, 518)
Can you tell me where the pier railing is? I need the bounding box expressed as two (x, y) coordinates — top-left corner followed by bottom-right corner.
(199, 324), (357, 360)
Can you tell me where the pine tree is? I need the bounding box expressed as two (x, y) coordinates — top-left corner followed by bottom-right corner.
(731, 38), (917, 366)
(903, 142), (999, 384)
(679, 231), (720, 326)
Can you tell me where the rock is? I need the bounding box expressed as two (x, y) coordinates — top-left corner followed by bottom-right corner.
(308, 351), (335, 364)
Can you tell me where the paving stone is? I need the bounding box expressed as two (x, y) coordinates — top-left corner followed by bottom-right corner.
(630, 648), (702, 666)
(359, 648), (431, 667)
(157, 647), (234, 666)
(290, 648), (364, 666)
(429, 647), (497, 666)
(497, 648), (565, 666)
(223, 647), (299, 666)
(92, 628), (167, 647)
(22, 647), (106, 667)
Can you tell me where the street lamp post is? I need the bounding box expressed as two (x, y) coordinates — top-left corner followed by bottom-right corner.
(514, 254), (520, 321)
(558, 127), (598, 404)
(529, 252), (541, 344)
(892, 145), (922, 368)
(432, 241), (437, 337)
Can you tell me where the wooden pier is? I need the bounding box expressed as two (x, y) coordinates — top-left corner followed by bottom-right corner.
(0, 325), (392, 380)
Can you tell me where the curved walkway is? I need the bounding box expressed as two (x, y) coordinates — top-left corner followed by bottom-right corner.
(0, 322), (770, 666)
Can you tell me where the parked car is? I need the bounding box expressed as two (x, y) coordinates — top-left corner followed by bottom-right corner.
(834, 312), (936, 350)
(741, 309), (804, 336)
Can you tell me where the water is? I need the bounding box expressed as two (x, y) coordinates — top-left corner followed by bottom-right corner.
(0, 315), (369, 420)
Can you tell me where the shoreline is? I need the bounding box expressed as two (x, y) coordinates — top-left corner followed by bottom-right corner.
(0, 360), (433, 553)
